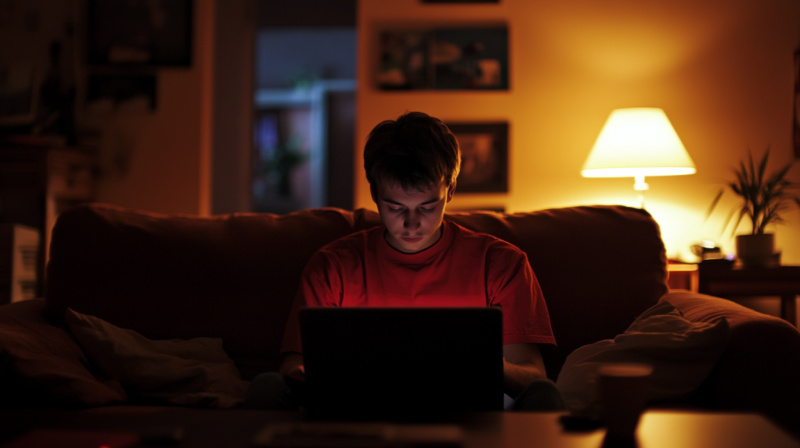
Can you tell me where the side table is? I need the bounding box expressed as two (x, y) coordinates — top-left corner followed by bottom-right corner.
(698, 265), (800, 327)
(667, 262), (699, 291)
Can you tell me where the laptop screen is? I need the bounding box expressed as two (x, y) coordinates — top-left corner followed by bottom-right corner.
(299, 307), (504, 419)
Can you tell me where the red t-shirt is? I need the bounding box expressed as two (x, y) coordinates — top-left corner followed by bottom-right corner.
(280, 220), (556, 353)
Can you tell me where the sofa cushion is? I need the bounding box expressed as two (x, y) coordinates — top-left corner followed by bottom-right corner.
(65, 309), (248, 408)
(556, 300), (729, 417)
(0, 299), (126, 408)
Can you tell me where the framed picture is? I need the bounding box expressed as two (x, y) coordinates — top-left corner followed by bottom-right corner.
(447, 122), (508, 193)
(377, 30), (430, 90)
(87, 0), (193, 66)
(377, 26), (508, 90)
(0, 63), (37, 127)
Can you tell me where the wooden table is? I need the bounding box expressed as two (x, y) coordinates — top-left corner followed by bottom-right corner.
(499, 410), (798, 448)
(0, 409), (797, 448)
(667, 262), (699, 291)
(698, 265), (800, 327)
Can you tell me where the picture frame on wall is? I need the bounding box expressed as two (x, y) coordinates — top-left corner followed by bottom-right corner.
(377, 30), (430, 90)
(87, 0), (193, 66)
(377, 26), (508, 90)
(0, 63), (37, 127)
(447, 122), (508, 193)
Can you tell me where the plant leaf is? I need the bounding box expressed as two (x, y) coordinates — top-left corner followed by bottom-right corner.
(705, 189), (725, 220)
(731, 181), (742, 196)
(757, 147), (769, 187)
(708, 146), (797, 237)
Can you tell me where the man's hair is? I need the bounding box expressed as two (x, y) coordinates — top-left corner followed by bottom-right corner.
(364, 111), (461, 195)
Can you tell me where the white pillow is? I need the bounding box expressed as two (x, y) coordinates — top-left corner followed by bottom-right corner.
(556, 301), (729, 417)
(65, 308), (249, 409)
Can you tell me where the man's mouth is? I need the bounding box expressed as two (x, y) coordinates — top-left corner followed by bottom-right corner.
(401, 236), (423, 243)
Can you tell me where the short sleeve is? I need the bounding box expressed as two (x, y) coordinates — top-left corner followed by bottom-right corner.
(486, 243), (556, 346)
(279, 250), (344, 354)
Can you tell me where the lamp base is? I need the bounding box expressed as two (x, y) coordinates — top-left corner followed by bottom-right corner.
(633, 175), (649, 191)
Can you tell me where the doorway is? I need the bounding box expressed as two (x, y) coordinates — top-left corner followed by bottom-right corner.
(252, 0), (357, 213)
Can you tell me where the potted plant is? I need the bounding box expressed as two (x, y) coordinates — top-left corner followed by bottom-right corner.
(254, 135), (308, 197)
(707, 147), (800, 268)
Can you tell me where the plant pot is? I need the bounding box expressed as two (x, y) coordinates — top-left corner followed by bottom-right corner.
(735, 233), (776, 268)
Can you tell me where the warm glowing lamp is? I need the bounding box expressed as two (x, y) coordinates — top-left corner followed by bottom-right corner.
(582, 108), (695, 207)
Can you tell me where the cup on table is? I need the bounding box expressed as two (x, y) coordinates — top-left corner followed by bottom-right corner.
(598, 363), (653, 440)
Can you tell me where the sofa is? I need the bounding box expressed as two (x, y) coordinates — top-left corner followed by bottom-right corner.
(0, 203), (798, 437)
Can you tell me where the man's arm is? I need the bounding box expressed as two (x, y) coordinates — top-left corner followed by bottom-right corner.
(502, 343), (547, 396)
(278, 352), (306, 382)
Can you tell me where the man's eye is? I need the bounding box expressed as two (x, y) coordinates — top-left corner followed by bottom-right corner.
(388, 207), (403, 212)
(420, 207), (434, 213)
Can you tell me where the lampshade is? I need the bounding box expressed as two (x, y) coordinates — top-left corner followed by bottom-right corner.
(582, 108), (695, 187)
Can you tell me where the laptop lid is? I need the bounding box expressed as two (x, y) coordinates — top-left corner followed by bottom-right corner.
(299, 307), (504, 419)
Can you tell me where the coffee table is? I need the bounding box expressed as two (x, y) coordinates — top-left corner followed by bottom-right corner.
(0, 408), (797, 448)
(500, 410), (799, 448)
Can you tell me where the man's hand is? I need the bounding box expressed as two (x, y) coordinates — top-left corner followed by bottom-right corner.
(278, 352), (306, 383)
(502, 343), (547, 397)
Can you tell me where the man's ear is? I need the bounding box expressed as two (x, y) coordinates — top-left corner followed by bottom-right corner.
(446, 181), (456, 202)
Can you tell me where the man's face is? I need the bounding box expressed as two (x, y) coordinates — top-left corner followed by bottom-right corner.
(372, 180), (456, 253)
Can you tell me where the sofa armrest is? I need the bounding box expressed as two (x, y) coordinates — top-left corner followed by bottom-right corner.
(660, 291), (800, 438)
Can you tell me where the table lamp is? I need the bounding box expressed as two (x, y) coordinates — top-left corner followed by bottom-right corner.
(581, 108), (695, 207)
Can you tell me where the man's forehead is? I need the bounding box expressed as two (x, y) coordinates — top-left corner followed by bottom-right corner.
(379, 178), (446, 192)
(379, 180), (445, 203)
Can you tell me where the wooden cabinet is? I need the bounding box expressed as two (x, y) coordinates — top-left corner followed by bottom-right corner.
(0, 136), (96, 298)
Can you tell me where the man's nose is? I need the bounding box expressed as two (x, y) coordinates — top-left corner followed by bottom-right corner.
(404, 210), (421, 232)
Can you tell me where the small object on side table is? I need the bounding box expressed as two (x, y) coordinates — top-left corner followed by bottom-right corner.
(699, 258), (735, 270)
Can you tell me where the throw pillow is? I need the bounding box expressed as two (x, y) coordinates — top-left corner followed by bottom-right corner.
(556, 301), (729, 418)
(0, 299), (126, 407)
(64, 308), (249, 409)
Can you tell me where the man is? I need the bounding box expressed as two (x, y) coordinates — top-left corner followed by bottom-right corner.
(245, 112), (564, 411)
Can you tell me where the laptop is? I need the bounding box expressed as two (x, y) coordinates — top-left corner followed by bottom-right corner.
(299, 307), (504, 420)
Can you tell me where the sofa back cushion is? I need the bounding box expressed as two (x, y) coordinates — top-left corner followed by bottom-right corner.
(46, 203), (667, 380)
(46, 205), (382, 379)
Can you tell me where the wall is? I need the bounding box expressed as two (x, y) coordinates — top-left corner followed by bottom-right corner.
(6, 0), (799, 262)
(356, 0), (800, 264)
(1, 0), (254, 217)
(80, 0), (215, 216)
(211, 0), (255, 215)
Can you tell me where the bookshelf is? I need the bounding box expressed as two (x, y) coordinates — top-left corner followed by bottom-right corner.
(0, 135), (97, 299)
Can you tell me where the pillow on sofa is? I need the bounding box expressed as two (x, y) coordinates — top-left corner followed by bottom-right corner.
(556, 301), (729, 417)
(0, 299), (126, 407)
(65, 308), (249, 409)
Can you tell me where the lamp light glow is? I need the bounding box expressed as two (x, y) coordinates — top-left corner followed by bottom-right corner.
(582, 108), (695, 206)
